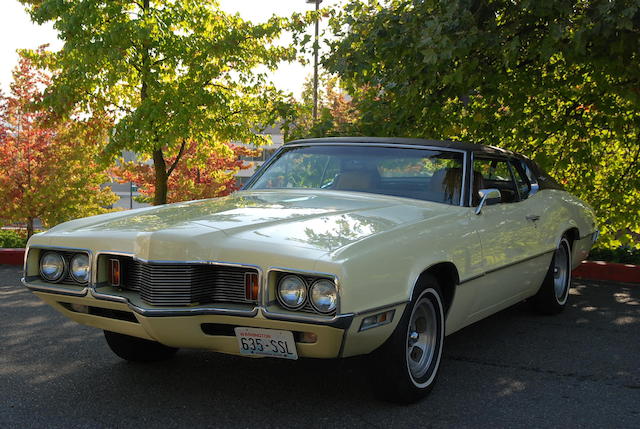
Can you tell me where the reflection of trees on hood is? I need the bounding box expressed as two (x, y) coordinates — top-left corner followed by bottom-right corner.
(86, 192), (334, 232)
(297, 214), (396, 250)
(91, 195), (263, 232)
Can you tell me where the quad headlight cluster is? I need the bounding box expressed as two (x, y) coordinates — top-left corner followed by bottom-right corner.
(39, 251), (90, 284)
(276, 274), (337, 314)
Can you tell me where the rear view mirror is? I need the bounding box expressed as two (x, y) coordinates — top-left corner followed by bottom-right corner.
(475, 188), (501, 215)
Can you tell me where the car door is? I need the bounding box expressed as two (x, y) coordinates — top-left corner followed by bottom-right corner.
(513, 158), (559, 257)
(468, 155), (542, 318)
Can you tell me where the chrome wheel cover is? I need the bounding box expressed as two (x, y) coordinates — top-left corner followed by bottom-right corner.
(406, 296), (438, 380)
(553, 240), (570, 304)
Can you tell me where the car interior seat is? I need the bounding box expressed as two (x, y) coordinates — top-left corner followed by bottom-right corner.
(429, 168), (462, 204)
(333, 169), (380, 192)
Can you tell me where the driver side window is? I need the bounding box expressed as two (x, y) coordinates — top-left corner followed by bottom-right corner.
(473, 157), (520, 204)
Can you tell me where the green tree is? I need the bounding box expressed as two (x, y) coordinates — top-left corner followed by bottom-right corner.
(286, 75), (359, 141)
(20, 0), (307, 205)
(0, 55), (117, 237)
(326, 0), (640, 248)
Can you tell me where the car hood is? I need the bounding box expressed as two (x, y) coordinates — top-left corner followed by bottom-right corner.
(37, 189), (454, 257)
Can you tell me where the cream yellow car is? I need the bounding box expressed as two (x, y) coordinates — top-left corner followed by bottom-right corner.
(23, 137), (598, 403)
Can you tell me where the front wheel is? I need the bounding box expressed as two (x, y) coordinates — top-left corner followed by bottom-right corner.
(532, 236), (572, 314)
(370, 275), (445, 404)
(104, 330), (179, 363)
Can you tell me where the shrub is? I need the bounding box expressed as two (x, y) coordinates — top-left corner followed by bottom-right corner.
(588, 246), (640, 265)
(0, 230), (28, 248)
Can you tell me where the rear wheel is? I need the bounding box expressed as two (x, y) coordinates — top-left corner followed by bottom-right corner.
(532, 237), (572, 314)
(104, 330), (179, 362)
(370, 275), (445, 404)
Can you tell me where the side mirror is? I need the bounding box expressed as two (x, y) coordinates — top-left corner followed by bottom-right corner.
(475, 188), (501, 215)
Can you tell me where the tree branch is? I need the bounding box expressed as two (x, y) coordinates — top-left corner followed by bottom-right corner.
(167, 138), (187, 177)
(204, 81), (231, 91)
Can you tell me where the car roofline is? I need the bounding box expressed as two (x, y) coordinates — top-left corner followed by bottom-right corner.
(284, 137), (521, 157)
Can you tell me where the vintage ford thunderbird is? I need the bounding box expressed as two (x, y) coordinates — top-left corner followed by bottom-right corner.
(23, 137), (598, 402)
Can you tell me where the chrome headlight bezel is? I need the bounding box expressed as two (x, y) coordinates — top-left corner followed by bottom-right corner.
(309, 279), (338, 314)
(277, 274), (308, 310)
(39, 251), (67, 283)
(70, 253), (90, 284)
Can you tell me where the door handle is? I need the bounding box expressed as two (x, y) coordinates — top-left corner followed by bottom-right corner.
(526, 214), (540, 222)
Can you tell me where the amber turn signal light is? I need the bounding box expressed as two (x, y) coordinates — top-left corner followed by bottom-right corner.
(245, 272), (259, 301)
(108, 259), (121, 287)
(359, 309), (395, 331)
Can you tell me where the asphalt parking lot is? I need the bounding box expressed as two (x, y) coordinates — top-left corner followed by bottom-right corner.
(1, 265), (638, 429)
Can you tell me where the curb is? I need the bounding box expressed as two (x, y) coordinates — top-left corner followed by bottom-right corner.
(2, 248), (639, 283)
(0, 249), (25, 266)
(572, 260), (640, 284)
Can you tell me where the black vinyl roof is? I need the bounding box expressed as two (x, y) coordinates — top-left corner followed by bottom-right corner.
(285, 137), (521, 157)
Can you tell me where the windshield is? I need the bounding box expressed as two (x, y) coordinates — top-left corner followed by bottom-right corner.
(247, 145), (465, 205)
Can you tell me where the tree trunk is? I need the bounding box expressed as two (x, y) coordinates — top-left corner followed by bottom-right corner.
(26, 217), (34, 239)
(141, 0), (168, 205)
(153, 149), (168, 205)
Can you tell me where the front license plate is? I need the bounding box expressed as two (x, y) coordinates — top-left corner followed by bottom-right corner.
(234, 327), (298, 360)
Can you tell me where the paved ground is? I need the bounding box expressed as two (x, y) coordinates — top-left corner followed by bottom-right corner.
(1, 265), (638, 429)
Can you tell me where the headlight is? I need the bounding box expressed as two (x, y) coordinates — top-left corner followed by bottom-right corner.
(310, 279), (337, 313)
(277, 275), (307, 309)
(70, 253), (90, 283)
(39, 252), (66, 282)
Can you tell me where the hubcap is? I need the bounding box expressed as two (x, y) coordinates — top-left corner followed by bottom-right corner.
(553, 242), (570, 303)
(406, 297), (438, 379)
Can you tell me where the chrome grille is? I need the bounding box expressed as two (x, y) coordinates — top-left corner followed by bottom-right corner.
(111, 257), (257, 307)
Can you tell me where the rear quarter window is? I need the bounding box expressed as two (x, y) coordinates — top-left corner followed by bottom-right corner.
(529, 160), (565, 191)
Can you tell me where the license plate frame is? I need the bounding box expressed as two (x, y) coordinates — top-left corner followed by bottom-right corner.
(234, 327), (298, 360)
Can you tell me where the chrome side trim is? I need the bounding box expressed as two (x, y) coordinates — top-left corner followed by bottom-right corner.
(352, 300), (409, 316)
(523, 159), (540, 197)
(468, 151), (476, 207)
(284, 142), (468, 154)
(459, 249), (555, 285)
(462, 150), (469, 207)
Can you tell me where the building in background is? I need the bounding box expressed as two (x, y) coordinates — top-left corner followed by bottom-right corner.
(106, 150), (149, 210)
